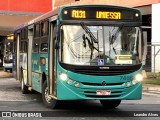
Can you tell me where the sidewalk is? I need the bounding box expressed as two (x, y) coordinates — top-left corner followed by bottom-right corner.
(143, 84), (160, 94)
(0, 71), (13, 78)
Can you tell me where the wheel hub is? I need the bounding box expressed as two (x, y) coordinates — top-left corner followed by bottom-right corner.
(45, 87), (52, 103)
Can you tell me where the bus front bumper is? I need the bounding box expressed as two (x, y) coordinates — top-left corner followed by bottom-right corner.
(56, 80), (142, 100)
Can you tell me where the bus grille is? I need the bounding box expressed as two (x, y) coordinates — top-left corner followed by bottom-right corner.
(71, 69), (134, 76)
(81, 82), (124, 86)
(59, 63), (142, 76)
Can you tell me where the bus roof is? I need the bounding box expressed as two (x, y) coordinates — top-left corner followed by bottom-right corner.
(14, 7), (60, 31)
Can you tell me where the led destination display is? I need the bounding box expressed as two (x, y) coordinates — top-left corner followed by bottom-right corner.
(62, 6), (140, 21)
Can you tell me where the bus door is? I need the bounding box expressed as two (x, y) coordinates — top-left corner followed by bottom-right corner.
(48, 18), (57, 97)
(32, 23), (41, 92)
(27, 25), (33, 88)
(39, 21), (49, 92)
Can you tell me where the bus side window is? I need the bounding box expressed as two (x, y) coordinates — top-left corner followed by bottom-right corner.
(24, 41), (28, 52)
(41, 43), (48, 52)
(34, 24), (40, 38)
(40, 20), (49, 53)
(41, 21), (49, 36)
(20, 41), (24, 53)
(33, 39), (40, 52)
(33, 23), (40, 52)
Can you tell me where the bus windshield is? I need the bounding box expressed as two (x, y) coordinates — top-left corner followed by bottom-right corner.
(60, 25), (142, 66)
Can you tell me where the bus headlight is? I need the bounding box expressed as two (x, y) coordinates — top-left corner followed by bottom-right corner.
(59, 73), (68, 81)
(135, 74), (143, 82)
(132, 74), (143, 85)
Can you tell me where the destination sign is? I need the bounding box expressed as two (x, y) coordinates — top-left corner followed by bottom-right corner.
(72, 10), (86, 18)
(62, 6), (140, 21)
(96, 11), (121, 19)
(71, 10), (121, 19)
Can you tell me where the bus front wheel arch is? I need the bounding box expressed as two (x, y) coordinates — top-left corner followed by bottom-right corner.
(42, 80), (58, 109)
(100, 100), (121, 109)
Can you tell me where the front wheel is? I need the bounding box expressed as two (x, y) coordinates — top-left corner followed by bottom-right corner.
(100, 100), (121, 109)
(42, 81), (58, 109)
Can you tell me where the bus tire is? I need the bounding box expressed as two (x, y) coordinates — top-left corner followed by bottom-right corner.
(21, 72), (29, 94)
(42, 81), (57, 109)
(100, 100), (121, 109)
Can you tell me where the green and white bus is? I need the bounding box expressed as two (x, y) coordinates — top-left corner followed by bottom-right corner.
(3, 35), (14, 73)
(13, 4), (146, 108)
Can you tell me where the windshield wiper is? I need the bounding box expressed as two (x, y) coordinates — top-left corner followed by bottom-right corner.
(82, 34), (99, 60)
(109, 31), (117, 55)
(80, 22), (98, 43)
(80, 22), (99, 60)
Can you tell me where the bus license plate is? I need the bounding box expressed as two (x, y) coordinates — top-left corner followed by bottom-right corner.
(96, 90), (111, 95)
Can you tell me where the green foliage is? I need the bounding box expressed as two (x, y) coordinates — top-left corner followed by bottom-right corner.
(146, 72), (160, 78)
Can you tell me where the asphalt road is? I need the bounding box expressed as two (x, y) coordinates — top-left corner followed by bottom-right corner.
(0, 77), (160, 120)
